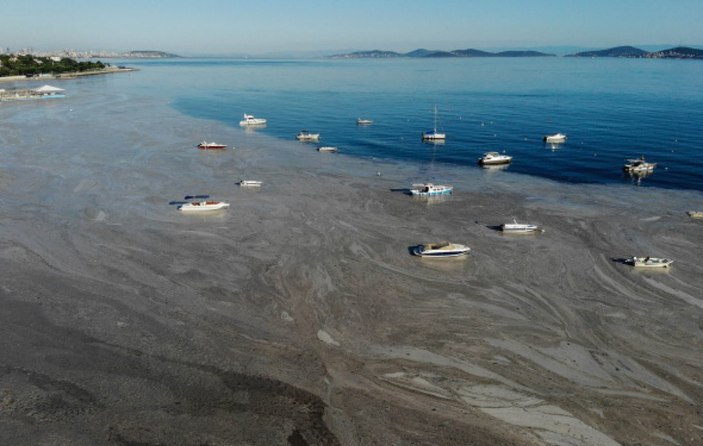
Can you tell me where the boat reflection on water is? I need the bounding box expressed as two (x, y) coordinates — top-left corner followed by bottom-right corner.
(480, 163), (510, 173)
(411, 194), (452, 205)
(625, 170), (654, 186)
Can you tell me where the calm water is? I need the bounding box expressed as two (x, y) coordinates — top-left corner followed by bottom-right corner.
(125, 57), (703, 191)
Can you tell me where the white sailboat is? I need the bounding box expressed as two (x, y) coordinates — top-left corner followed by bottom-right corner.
(422, 105), (446, 141)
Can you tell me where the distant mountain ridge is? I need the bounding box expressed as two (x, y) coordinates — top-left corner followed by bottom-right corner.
(567, 45), (703, 59)
(124, 50), (180, 58)
(329, 48), (555, 59)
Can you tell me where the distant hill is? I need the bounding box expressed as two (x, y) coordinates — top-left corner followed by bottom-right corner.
(331, 49), (403, 59)
(329, 48), (555, 59)
(647, 46), (703, 59)
(451, 48), (495, 57)
(567, 46), (648, 58)
(568, 45), (703, 59)
(404, 48), (436, 58)
(124, 50), (180, 58)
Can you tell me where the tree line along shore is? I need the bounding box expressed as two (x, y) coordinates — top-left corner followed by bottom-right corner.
(0, 54), (134, 81)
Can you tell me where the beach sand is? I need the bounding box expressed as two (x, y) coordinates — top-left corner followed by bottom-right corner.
(1, 87), (702, 445)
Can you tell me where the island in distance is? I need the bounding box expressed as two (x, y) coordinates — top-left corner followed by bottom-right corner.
(567, 45), (703, 59)
(330, 45), (703, 59)
(329, 48), (556, 58)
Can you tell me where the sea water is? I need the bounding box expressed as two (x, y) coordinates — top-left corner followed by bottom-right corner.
(41, 57), (703, 191)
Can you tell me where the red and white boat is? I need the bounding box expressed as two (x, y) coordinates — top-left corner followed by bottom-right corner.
(197, 141), (227, 150)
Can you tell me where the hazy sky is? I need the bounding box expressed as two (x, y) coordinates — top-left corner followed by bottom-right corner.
(2, 0), (702, 54)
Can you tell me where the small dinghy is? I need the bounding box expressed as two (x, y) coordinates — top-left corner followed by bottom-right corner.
(239, 180), (263, 187)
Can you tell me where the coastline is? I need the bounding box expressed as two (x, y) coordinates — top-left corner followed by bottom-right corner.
(0, 65), (136, 84)
(0, 76), (702, 445)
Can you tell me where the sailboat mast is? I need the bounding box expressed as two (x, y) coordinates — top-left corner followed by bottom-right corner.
(433, 105), (438, 132)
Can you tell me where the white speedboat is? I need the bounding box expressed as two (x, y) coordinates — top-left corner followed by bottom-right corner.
(317, 146), (338, 153)
(414, 241), (471, 258)
(623, 156), (656, 173)
(410, 183), (453, 197)
(543, 133), (567, 143)
(501, 219), (544, 234)
(479, 151), (512, 166)
(197, 141), (227, 150)
(239, 114), (267, 126)
(628, 256), (674, 268)
(296, 130), (320, 141)
(178, 200), (230, 212)
(687, 211), (703, 219)
(239, 180), (263, 187)
(422, 105), (446, 141)
(357, 118), (373, 125)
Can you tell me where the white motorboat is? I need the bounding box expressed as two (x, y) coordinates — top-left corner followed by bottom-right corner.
(410, 183), (453, 197)
(197, 141), (227, 150)
(296, 130), (320, 141)
(628, 256), (674, 268)
(239, 180), (263, 187)
(357, 118), (373, 125)
(687, 211), (703, 219)
(501, 219), (544, 234)
(479, 151), (512, 166)
(178, 200), (230, 212)
(239, 114), (267, 126)
(623, 156), (656, 173)
(543, 133), (567, 143)
(317, 146), (338, 153)
(422, 105), (446, 141)
(413, 241), (471, 258)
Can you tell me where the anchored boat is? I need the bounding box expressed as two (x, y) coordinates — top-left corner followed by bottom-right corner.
(296, 130), (320, 141)
(239, 114), (267, 126)
(178, 200), (230, 212)
(410, 183), (453, 197)
(627, 256), (674, 268)
(197, 141), (227, 150)
(501, 219), (544, 234)
(543, 133), (567, 143)
(413, 241), (471, 258)
(479, 151), (512, 166)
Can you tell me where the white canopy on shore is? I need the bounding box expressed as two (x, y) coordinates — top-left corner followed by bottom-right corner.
(34, 85), (64, 93)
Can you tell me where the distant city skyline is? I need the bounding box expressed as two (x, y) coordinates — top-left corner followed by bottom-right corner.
(2, 0), (702, 56)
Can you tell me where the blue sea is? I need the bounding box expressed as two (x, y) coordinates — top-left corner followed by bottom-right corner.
(122, 57), (703, 191)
